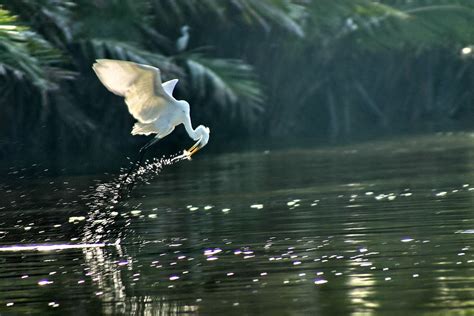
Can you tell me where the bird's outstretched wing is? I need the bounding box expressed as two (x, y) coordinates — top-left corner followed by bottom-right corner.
(93, 59), (173, 123)
(162, 79), (178, 97)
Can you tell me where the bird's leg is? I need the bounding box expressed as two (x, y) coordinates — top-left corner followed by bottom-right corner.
(137, 137), (161, 165)
(140, 136), (161, 154)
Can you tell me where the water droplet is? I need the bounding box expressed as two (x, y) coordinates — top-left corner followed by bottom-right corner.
(38, 280), (53, 286)
(68, 216), (85, 223)
(204, 248), (222, 256)
(314, 279), (328, 285)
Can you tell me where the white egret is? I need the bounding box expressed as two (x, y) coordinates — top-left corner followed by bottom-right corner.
(92, 59), (210, 163)
(176, 25), (190, 52)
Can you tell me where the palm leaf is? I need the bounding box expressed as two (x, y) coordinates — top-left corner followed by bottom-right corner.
(185, 54), (264, 122)
(150, 0), (303, 37)
(0, 8), (72, 92)
(77, 38), (182, 77)
(1, 0), (75, 46)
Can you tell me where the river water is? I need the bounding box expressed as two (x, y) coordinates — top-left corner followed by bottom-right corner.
(2, 134), (474, 315)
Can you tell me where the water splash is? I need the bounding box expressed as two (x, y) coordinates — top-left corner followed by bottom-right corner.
(83, 152), (189, 243)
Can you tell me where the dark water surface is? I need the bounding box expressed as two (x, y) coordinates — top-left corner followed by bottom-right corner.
(2, 134), (474, 315)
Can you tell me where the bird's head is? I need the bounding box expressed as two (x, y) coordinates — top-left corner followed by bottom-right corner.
(181, 25), (190, 34)
(197, 125), (210, 148)
(186, 125), (210, 158)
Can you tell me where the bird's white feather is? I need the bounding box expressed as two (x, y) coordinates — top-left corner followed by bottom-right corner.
(162, 79), (179, 97)
(93, 59), (173, 123)
(92, 59), (139, 96)
(132, 122), (158, 136)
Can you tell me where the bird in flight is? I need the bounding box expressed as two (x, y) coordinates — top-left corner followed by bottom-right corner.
(92, 59), (210, 163)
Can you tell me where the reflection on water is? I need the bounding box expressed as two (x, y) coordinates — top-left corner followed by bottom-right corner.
(3, 134), (474, 314)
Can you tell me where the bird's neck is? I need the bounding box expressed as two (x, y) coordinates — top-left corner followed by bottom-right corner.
(183, 117), (200, 141)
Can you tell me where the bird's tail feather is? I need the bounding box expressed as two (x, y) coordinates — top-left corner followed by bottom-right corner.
(132, 123), (157, 136)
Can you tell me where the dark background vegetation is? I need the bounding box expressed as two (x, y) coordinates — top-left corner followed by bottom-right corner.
(1, 0), (474, 167)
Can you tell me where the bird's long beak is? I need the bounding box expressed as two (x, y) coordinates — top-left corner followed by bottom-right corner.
(185, 140), (203, 157)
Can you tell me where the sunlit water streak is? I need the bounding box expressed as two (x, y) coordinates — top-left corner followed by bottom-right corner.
(0, 243), (106, 252)
(3, 135), (474, 314)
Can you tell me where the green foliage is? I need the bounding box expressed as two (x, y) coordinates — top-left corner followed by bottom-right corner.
(1, 0), (75, 46)
(1, 0), (474, 157)
(255, 0), (474, 138)
(185, 54), (264, 122)
(0, 8), (70, 92)
(150, 0), (303, 36)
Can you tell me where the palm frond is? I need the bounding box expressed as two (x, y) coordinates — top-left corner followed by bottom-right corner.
(185, 54), (264, 122)
(0, 8), (72, 92)
(305, 0), (474, 49)
(1, 0), (75, 46)
(151, 0), (303, 37)
(77, 39), (182, 77)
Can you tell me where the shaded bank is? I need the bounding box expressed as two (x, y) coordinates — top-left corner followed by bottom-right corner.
(1, 1), (474, 161)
